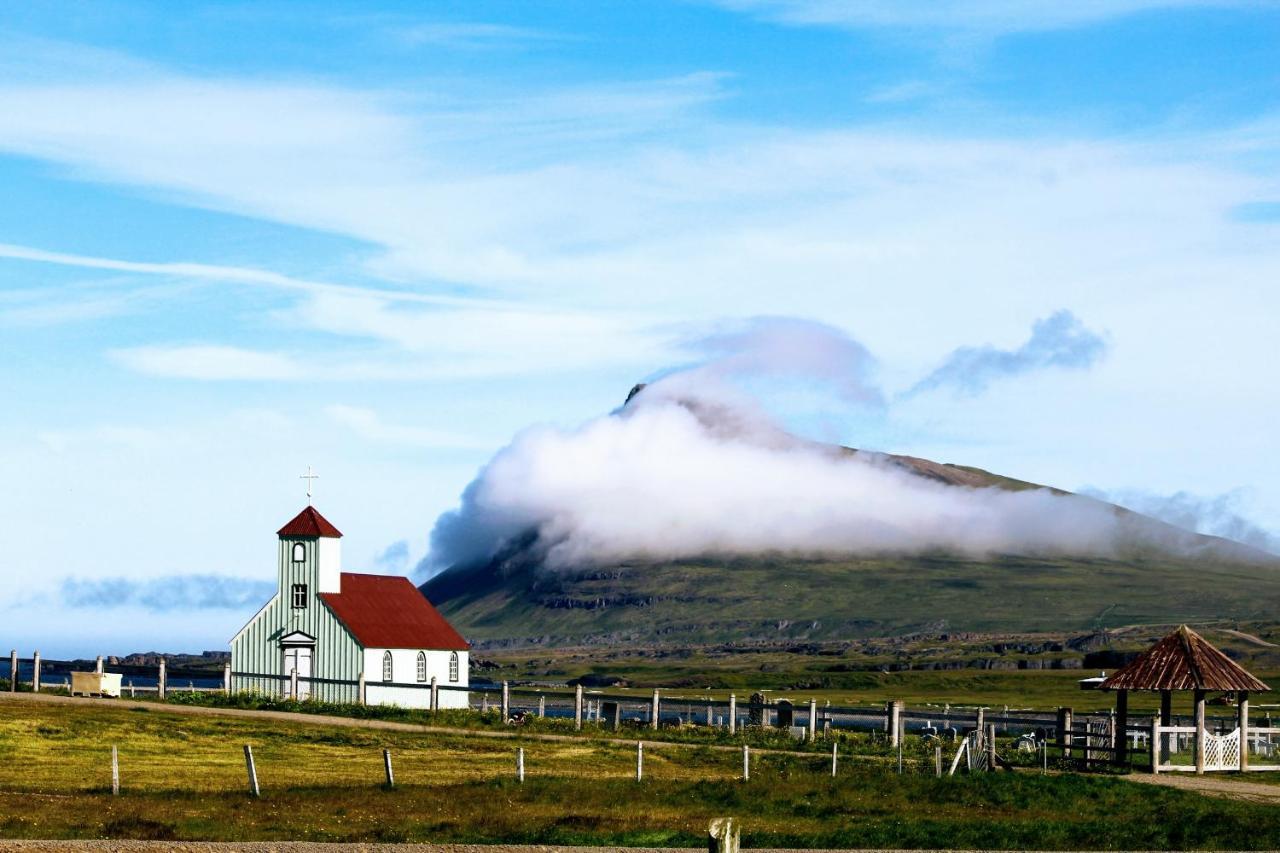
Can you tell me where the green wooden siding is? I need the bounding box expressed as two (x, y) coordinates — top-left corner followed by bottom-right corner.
(230, 536), (361, 702)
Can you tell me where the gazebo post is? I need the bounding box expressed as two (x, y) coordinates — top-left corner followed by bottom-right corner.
(1159, 689), (1172, 763)
(1194, 689), (1206, 775)
(1238, 691), (1249, 772)
(1113, 689), (1129, 767)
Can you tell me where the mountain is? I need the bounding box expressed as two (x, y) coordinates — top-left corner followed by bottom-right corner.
(421, 390), (1280, 649)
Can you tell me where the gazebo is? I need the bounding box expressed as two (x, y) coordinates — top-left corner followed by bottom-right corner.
(1101, 625), (1270, 773)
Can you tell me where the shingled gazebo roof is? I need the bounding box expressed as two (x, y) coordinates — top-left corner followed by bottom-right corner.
(1100, 625), (1270, 693)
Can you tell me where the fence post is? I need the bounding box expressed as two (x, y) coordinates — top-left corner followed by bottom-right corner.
(243, 745), (260, 797)
(636, 741), (644, 781)
(935, 744), (942, 777)
(223, 662), (231, 694)
(538, 694), (545, 718)
(1194, 689), (1206, 774)
(728, 694), (737, 734)
(831, 741), (838, 777)
(1239, 691), (1250, 772)
(888, 700), (902, 747)
(516, 747), (525, 783)
(501, 681), (510, 722)
(1150, 717), (1160, 775)
(111, 745), (120, 795)
(742, 744), (750, 781)
(575, 684), (584, 731)
(383, 748), (395, 787)
(651, 689), (660, 730)
(157, 658), (165, 700)
(974, 707), (985, 745)
(8, 650), (15, 692)
(986, 723), (997, 771)
(1056, 707), (1072, 759)
(96, 656), (104, 676)
(430, 677), (439, 712)
(808, 699), (818, 741)
(358, 671), (366, 705)
(32, 651), (40, 692)
(290, 667), (298, 701)
(709, 818), (739, 853)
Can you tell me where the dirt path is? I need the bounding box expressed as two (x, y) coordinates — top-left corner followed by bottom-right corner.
(0, 692), (815, 758)
(1220, 628), (1278, 648)
(1125, 771), (1280, 803)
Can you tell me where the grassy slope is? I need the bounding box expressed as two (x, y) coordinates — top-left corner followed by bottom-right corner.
(5, 698), (1280, 848)
(428, 552), (1280, 646)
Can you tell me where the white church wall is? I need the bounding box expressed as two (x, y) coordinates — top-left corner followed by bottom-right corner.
(363, 647), (469, 709)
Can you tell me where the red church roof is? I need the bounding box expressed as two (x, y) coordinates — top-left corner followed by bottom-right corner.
(320, 573), (469, 651)
(277, 506), (343, 538)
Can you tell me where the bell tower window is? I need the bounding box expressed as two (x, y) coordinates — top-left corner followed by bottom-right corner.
(291, 542), (306, 562)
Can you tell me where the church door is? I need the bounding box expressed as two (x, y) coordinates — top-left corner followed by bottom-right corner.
(283, 646), (314, 700)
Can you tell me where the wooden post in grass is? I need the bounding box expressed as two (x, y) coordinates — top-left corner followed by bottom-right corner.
(708, 818), (739, 853)
(501, 681), (510, 722)
(538, 694), (545, 718)
(986, 724), (997, 771)
(357, 671), (366, 705)
(709, 818), (739, 853)
(8, 650), (15, 692)
(223, 663), (231, 694)
(243, 745), (260, 797)
(95, 656), (103, 676)
(156, 658), (165, 699)
(516, 747), (525, 783)
(974, 707), (985, 747)
(636, 741), (644, 781)
(111, 745), (119, 795)
(728, 694), (737, 734)
(742, 745), (750, 781)
(383, 749), (395, 787)
(831, 741), (838, 777)
(430, 677), (439, 712)
(32, 651), (40, 692)
(808, 699), (818, 741)
(650, 689), (660, 730)
(290, 667), (298, 701)
(935, 744), (943, 777)
(1150, 717), (1160, 775)
(575, 684), (584, 730)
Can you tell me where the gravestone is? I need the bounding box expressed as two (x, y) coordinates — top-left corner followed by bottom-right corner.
(602, 701), (621, 731)
(748, 692), (766, 728)
(775, 699), (794, 729)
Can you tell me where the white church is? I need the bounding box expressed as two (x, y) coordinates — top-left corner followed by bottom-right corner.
(230, 501), (469, 708)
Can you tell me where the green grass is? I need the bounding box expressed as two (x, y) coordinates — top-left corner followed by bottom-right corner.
(4, 697), (1280, 848)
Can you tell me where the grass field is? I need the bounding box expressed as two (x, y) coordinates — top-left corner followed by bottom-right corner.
(5, 697), (1280, 848)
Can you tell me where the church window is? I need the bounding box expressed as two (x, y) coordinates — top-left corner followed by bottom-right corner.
(291, 584), (307, 609)
(382, 651), (393, 682)
(416, 651), (427, 682)
(449, 651), (460, 683)
(291, 542), (306, 562)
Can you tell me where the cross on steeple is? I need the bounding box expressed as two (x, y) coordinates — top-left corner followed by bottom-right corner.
(299, 465), (319, 504)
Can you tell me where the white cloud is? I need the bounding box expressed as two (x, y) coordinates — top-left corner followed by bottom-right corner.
(109, 345), (306, 381)
(710, 0), (1247, 35)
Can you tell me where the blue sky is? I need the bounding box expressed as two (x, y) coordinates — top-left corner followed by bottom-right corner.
(2, 1), (1278, 656)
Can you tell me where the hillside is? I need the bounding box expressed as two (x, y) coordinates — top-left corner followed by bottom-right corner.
(422, 455), (1280, 648)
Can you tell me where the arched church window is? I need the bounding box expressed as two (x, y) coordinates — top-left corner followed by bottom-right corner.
(449, 651), (460, 683)
(416, 651), (427, 682)
(291, 542), (306, 562)
(382, 650), (393, 683)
